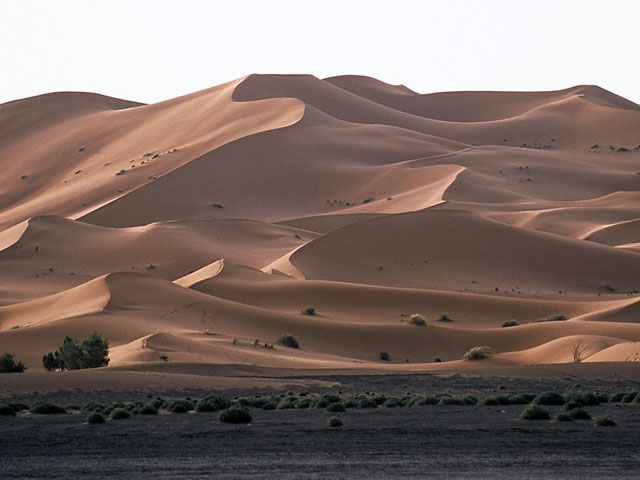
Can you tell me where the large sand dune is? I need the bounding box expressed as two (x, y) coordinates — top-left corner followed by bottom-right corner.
(1, 74), (639, 382)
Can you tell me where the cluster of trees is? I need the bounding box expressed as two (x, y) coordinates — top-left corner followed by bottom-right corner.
(0, 352), (26, 373)
(42, 331), (110, 371)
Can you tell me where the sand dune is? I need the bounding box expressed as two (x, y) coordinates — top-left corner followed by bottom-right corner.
(0, 74), (639, 382)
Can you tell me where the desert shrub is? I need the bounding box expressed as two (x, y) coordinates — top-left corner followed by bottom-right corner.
(411, 395), (438, 406)
(278, 397), (298, 409)
(239, 396), (271, 409)
(0, 404), (16, 416)
(170, 404), (188, 413)
(326, 402), (346, 413)
(261, 401), (277, 410)
(409, 314), (426, 326)
(520, 404), (551, 420)
(301, 306), (316, 316)
(110, 408), (131, 419)
(278, 334), (300, 349)
(463, 346), (491, 360)
(43, 332), (109, 371)
(439, 396), (465, 406)
(622, 391), (639, 403)
(137, 404), (158, 415)
(371, 395), (388, 405)
(86, 412), (106, 424)
(595, 392), (610, 403)
(343, 398), (358, 408)
(82, 402), (106, 413)
(609, 392), (626, 403)
(501, 320), (518, 328)
(379, 352), (390, 361)
(327, 416), (343, 427)
(595, 416), (617, 426)
(534, 392), (565, 406)
(555, 413), (573, 422)
(479, 396), (501, 406)
(30, 402), (66, 414)
(195, 395), (231, 412)
(382, 397), (401, 408)
(568, 407), (591, 420)
(357, 398), (378, 408)
(169, 400), (194, 412)
(295, 398), (314, 409)
(506, 394), (530, 405)
(9, 402), (29, 412)
(564, 391), (600, 406)
(219, 406), (252, 424)
(565, 400), (581, 411)
(0, 352), (26, 373)
(322, 394), (342, 404)
(533, 315), (568, 323)
(438, 314), (452, 322)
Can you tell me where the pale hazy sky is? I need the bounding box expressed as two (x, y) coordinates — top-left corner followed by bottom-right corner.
(1, 0), (639, 105)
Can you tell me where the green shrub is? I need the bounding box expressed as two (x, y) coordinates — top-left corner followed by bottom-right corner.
(409, 314), (426, 326)
(379, 352), (390, 361)
(110, 408), (131, 419)
(382, 397), (401, 408)
(438, 396), (465, 406)
(462, 394), (479, 405)
(411, 395), (438, 406)
(327, 416), (343, 427)
(137, 404), (158, 415)
(463, 346), (491, 360)
(86, 412), (106, 424)
(82, 402), (105, 413)
(261, 401), (277, 410)
(295, 398), (314, 409)
(555, 413), (573, 422)
(196, 395), (231, 412)
(609, 392), (626, 403)
(568, 407), (591, 420)
(622, 391), (638, 403)
(30, 402), (66, 414)
(0, 404), (16, 416)
(520, 404), (551, 420)
(301, 306), (316, 316)
(357, 398), (378, 408)
(565, 401), (581, 411)
(326, 402), (346, 413)
(219, 406), (252, 424)
(169, 400), (194, 412)
(9, 402), (29, 412)
(533, 315), (568, 323)
(438, 314), (452, 322)
(501, 320), (518, 328)
(278, 334), (300, 349)
(564, 391), (600, 406)
(594, 416), (617, 426)
(479, 396), (501, 406)
(534, 392), (565, 406)
(0, 352), (26, 373)
(506, 395), (530, 405)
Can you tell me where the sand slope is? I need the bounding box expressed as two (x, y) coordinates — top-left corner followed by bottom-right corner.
(0, 74), (639, 380)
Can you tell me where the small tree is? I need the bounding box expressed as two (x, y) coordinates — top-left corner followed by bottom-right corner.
(0, 352), (26, 373)
(570, 341), (588, 363)
(42, 351), (63, 371)
(82, 331), (110, 368)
